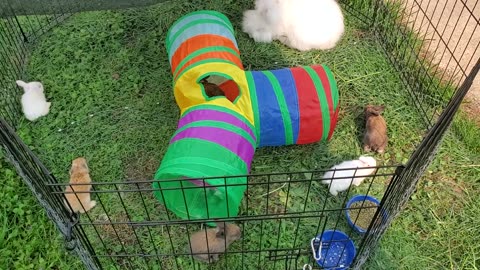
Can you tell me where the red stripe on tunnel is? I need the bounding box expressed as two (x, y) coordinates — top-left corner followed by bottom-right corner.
(291, 67), (323, 144)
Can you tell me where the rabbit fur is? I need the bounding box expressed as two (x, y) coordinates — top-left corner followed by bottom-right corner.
(188, 222), (241, 263)
(64, 157), (96, 213)
(242, 0), (345, 51)
(321, 156), (377, 196)
(200, 77), (225, 97)
(16, 80), (51, 121)
(363, 105), (388, 154)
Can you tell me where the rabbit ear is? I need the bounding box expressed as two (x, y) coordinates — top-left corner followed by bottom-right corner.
(215, 222), (226, 238)
(77, 157), (88, 169)
(69, 159), (78, 175)
(16, 80), (27, 88)
(82, 161), (89, 171)
(364, 105), (375, 115)
(376, 105), (386, 113)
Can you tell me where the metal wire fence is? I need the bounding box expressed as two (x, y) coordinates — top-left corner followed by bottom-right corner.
(46, 167), (399, 269)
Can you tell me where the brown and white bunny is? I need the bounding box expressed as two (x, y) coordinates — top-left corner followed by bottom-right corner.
(363, 105), (388, 154)
(64, 157), (96, 213)
(188, 221), (241, 263)
(200, 77), (225, 98)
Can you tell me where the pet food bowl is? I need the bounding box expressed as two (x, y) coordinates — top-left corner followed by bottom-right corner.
(313, 230), (356, 269)
(345, 194), (383, 234)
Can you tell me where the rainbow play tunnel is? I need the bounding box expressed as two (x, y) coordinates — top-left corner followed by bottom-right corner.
(153, 104), (255, 220)
(155, 10), (255, 221)
(246, 65), (340, 147)
(154, 10), (341, 222)
(165, 10), (253, 124)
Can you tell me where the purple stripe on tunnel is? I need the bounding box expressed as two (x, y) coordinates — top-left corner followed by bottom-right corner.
(178, 109), (256, 141)
(170, 126), (255, 170)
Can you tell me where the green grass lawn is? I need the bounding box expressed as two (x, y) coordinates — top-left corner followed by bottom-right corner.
(0, 156), (80, 269)
(1, 0), (479, 269)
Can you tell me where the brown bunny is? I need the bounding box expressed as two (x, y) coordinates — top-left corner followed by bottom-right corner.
(200, 77), (225, 97)
(188, 221), (241, 263)
(363, 105), (388, 154)
(64, 157), (96, 213)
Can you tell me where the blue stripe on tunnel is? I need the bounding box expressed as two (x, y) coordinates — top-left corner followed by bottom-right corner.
(267, 68), (300, 144)
(250, 71), (286, 147)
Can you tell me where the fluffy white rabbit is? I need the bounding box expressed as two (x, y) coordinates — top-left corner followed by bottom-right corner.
(321, 156), (377, 196)
(242, 0), (345, 51)
(16, 80), (51, 121)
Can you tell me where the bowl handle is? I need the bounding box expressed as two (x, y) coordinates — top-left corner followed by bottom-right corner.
(310, 237), (322, 260)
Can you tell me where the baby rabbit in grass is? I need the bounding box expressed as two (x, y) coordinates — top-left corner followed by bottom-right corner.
(64, 157), (96, 213)
(321, 156), (377, 196)
(188, 221), (241, 263)
(242, 0), (345, 51)
(363, 105), (388, 154)
(200, 77), (225, 98)
(16, 80), (51, 121)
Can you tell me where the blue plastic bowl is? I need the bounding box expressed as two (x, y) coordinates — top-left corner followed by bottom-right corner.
(315, 230), (356, 270)
(345, 194), (383, 234)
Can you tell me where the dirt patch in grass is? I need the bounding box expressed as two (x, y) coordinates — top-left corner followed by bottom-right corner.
(400, 0), (480, 125)
(460, 102), (480, 126)
(97, 213), (137, 246)
(124, 151), (159, 188)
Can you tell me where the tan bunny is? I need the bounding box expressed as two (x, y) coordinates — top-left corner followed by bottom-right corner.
(188, 221), (241, 263)
(363, 105), (388, 154)
(64, 157), (96, 213)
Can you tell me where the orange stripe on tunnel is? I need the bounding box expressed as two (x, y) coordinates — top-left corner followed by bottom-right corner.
(170, 34), (241, 73)
(174, 51), (243, 81)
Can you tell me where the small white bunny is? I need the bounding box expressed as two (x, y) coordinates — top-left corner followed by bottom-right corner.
(16, 80), (51, 121)
(242, 0), (345, 51)
(321, 156), (377, 196)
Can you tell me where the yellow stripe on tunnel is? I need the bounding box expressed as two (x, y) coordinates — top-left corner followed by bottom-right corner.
(174, 62), (254, 125)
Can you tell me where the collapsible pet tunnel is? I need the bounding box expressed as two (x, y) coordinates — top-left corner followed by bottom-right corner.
(153, 10), (340, 222)
(245, 65), (340, 147)
(153, 103), (256, 221)
(165, 10), (254, 124)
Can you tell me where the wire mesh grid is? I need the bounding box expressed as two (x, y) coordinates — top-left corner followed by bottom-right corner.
(0, 9), (70, 127)
(44, 166), (399, 270)
(373, 0), (480, 126)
